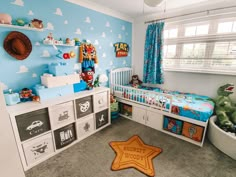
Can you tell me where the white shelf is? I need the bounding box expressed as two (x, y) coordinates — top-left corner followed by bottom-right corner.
(0, 23), (44, 32)
(43, 42), (75, 47)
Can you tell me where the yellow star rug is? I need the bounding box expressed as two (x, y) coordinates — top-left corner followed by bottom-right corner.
(109, 135), (162, 177)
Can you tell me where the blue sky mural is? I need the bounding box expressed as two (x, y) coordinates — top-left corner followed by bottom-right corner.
(0, 0), (132, 92)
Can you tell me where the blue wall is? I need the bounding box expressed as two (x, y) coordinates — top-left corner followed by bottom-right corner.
(0, 0), (132, 92)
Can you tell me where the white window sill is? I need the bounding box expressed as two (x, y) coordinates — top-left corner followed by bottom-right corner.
(164, 68), (236, 76)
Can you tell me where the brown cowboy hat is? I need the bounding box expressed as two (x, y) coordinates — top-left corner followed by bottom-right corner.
(3, 31), (32, 60)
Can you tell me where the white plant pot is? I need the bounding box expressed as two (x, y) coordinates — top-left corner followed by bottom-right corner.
(208, 116), (236, 160)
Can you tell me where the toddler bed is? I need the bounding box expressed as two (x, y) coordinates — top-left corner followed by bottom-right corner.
(110, 67), (215, 146)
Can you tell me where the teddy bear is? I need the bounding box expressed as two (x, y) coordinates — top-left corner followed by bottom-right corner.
(129, 75), (142, 88)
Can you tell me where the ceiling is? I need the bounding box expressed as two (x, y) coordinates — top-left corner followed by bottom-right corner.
(83, 0), (219, 18)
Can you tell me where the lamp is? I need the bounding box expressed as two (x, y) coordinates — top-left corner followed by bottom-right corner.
(144, 0), (164, 7)
(94, 74), (108, 87)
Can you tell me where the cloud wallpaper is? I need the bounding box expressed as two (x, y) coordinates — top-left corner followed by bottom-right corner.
(0, 0), (132, 92)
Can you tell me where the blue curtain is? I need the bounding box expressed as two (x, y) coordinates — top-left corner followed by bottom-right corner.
(143, 22), (164, 84)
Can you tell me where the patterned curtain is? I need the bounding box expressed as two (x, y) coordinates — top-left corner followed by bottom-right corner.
(143, 22), (164, 84)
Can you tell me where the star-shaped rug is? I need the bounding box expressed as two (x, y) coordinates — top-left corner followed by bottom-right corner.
(109, 135), (162, 177)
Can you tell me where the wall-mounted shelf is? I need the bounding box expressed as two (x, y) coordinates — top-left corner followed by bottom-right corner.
(43, 41), (75, 47)
(0, 23), (44, 32)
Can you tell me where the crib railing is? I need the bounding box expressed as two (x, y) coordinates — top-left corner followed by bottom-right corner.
(111, 84), (173, 113)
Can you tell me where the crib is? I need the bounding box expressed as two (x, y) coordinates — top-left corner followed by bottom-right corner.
(110, 67), (215, 147)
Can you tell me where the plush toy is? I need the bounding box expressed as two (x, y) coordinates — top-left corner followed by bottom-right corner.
(215, 83), (236, 133)
(129, 75), (142, 88)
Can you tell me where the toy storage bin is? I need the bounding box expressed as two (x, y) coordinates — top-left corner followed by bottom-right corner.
(49, 101), (75, 129)
(15, 108), (51, 141)
(94, 91), (108, 112)
(163, 116), (183, 135)
(75, 96), (93, 118)
(41, 74), (80, 88)
(54, 123), (77, 149)
(95, 109), (109, 129)
(48, 62), (74, 76)
(182, 121), (204, 142)
(76, 114), (95, 140)
(4, 92), (20, 105)
(22, 133), (54, 166)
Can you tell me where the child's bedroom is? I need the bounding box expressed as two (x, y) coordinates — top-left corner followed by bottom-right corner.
(0, 0), (235, 177)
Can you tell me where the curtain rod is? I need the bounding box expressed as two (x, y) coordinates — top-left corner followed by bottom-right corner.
(145, 5), (236, 24)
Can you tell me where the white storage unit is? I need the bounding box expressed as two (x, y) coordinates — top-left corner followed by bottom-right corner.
(6, 87), (110, 171)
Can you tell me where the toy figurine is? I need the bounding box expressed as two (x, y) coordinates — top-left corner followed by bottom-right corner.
(215, 83), (236, 133)
(20, 88), (33, 102)
(30, 19), (43, 29)
(81, 68), (94, 90)
(130, 75), (142, 88)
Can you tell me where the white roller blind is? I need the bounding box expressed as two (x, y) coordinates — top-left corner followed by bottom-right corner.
(163, 16), (236, 75)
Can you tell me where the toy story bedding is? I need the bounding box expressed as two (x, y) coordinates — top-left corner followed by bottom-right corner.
(120, 85), (214, 122)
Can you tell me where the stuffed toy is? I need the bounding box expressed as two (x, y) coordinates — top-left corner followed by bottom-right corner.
(129, 75), (142, 88)
(215, 83), (236, 133)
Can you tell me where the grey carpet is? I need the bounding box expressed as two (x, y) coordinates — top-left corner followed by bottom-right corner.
(26, 117), (236, 177)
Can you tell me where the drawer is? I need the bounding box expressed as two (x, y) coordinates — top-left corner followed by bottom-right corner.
(49, 101), (75, 129)
(95, 109), (109, 129)
(94, 91), (108, 112)
(76, 115), (95, 140)
(22, 133), (54, 166)
(75, 96), (93, 118)
(15, 108), (51, 141)
(54, 123), (77, 149)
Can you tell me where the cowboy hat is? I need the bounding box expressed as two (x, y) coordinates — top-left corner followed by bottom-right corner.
(3, 31), (32, 60)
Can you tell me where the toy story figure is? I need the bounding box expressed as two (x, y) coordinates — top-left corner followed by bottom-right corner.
(215, 83), (236, 133)
(81, 68), (94, 90)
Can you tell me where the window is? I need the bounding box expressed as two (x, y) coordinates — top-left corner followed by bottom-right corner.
(163, 17), (236, 75)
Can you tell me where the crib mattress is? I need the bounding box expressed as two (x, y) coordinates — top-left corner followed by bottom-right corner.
(120, 86), (214, 122)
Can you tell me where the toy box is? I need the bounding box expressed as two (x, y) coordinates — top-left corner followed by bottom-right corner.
(163, 116), (183, 135)
(182, 122), (204, 142)
(119, 103), (132, 118)
(4, 92), (20, 105)
(48, 62), (74, 76)
(41, 73), (80, 88)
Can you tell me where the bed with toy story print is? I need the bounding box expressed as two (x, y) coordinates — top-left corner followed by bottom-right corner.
(110, 67), (215, 146)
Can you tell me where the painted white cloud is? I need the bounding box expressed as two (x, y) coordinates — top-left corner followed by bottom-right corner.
(123, 60), (126, 65)
(102, 53), (106, 58)
(95, 64), (99, 68)
(41, 50), (51, 57)
(110, 30), (112, 33)
(46, 22), (54, 30)
(86, 39), (91, 43)
(75, 28), (82, 35)
(122, 25), (125, 30)
(106, 21), (110, 27)
(74, 63), (80, 70)
(118, 34), (122, 39)
(126, 32), (128, 36)
(11, 0), (24, 6)
(0, 83), (8, 91)
(32, 73), (37, 78)
(28, 10), (34, 16)
(90, 27), (94, 30)
(99, 46), (102, 49)
(54, 8), (63, 16)
(64, 20), (68, 24)
(35, 42), (40, 46)
(85, 17), (91, 23)
(102, 32), (106, 38)
(74, 46), (79, 50)
(17, 65), (29, 73)
(94, 40), (99, 45)
(110, 42), (113, 47)
(110, 61), (113, 66)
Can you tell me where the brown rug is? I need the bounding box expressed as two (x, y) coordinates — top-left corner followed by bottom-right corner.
(109, 135), (162, 177)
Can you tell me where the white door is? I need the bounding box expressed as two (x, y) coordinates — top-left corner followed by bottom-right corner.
(133, 106), (146, 125)
(146, 110), (163, 131)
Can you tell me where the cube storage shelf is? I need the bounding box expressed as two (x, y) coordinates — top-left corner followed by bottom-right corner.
(7, 87), (110, 171)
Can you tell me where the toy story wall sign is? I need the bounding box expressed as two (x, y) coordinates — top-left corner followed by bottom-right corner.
(114, 42), (129, 57)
